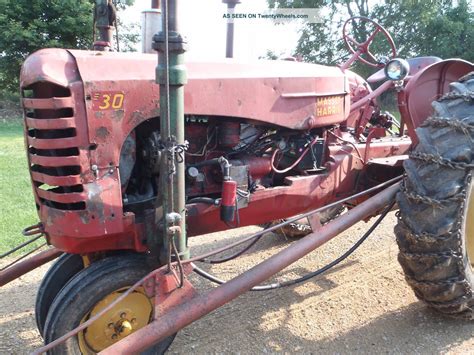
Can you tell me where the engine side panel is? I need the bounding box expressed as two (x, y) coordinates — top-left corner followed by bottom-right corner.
(68, 49), (350, 133)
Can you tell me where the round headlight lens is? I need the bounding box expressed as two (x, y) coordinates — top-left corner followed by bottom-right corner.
(384, 59), (410, 81)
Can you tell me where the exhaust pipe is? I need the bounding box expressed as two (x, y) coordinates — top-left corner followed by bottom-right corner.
(142, 1), (163, 53)
(222, 0), (241, 58)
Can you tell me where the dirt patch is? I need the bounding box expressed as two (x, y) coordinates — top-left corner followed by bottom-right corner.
(1, 213), (473, 354)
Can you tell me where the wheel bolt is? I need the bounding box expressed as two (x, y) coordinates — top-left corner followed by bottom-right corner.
(112, 334), (118, 340)
(108, 323), (114, 329)
(120, 312), (127, 319)
(131, 318), (137, 324)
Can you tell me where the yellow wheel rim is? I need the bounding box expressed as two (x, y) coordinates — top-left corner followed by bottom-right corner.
(78, 287), (152, 353)
(466, 182), (474, 267)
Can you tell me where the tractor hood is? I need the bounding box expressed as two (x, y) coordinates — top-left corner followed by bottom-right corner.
(21, 49), (350, 132)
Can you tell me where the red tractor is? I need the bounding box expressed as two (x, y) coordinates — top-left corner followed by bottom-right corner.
(1, 2), (473, 353)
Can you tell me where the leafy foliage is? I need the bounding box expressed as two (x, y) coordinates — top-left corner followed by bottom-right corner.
(0, 0), (138, 93)
(267, 0), (473, 73)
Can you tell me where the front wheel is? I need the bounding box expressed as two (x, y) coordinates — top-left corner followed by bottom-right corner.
(43, 254), (176, 354)
(35, 253), (84, 336)
(395, 73), (474, 319)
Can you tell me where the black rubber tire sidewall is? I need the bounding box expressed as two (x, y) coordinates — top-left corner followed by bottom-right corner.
(395, 72), (474, 318)
(43, 255), (176, 354)
(35, 253), (84, 336)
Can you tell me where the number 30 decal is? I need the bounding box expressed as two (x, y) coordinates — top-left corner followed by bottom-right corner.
(92, 92), (125, 111)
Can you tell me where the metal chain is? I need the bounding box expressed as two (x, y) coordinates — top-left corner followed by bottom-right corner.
(400, 182), (465, 208)
(401, 250), (463, 259)
(163, 140), (189, 176)
(405, 275), (469, 287)
(409, 151), (474, 170)
(422, 117), (474, 136)
(396, 220), (462, 242)
(438, 91), (474, 102)
(399, 106), (474, 301)
(423, 294), (471, 309)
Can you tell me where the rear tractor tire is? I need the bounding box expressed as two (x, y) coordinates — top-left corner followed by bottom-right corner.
(43, 254), (176, 354)
(395, 73), (474, 319)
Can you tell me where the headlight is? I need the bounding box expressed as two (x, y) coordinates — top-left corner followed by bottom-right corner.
(384, 58), (410, 81)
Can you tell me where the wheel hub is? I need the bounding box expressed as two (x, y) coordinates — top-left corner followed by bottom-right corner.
(78, 287), (152, 353)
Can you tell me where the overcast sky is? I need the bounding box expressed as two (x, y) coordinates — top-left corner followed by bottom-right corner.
(125, 0), (301, 60)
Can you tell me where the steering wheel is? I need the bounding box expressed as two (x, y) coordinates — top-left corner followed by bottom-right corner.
(343, 16), (397, 68)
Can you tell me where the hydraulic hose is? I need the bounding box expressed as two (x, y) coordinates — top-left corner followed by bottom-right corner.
(192, 199), (396, 291)
(192, 175), (402, 264)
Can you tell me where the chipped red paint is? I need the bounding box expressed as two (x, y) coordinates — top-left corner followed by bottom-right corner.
(403, 59), (474, 141)
(186, 138), (411, 236)
(18, 48), (468, 255)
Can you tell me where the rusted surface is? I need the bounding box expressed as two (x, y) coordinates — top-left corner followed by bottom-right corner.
(17, 48), (382, 255)
(100, 183), (400, 354)
(350, 80), (393, 113)
(20, 49), (147, 253)
(186, 137), (410, 236)
(19, 48), (466, 256)
(404, 59), (474, 130)
(341, 17), (396, 70)
(153, 264), (196, 316)
(68, 49), (350, 131)
(0, 248), (62, 287)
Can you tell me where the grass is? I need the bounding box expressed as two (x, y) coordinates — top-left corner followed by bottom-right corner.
(0, 119), (41, 255)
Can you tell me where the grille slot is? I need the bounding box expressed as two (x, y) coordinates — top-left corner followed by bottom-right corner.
(31, 165), (81, 176)
(29, 147), (80, 157)
(28, 128), (76, 139)
(23, 82), (86, 211)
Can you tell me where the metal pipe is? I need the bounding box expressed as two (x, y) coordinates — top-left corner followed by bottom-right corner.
(93, 0), (115, 51)
(168, 0), (179, 32)
(223, 0), (241, 58)
(0, 234), (43, 259)
(100, 183), (399, 354)
(0, 248), (62, 287)
(32, 180), (400, 354)
(153, 0), (189, 261)
(350, 79), (393, 113)
(152, 0), (160, 8)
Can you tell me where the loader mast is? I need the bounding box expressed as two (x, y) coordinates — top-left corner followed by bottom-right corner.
(153, 0), (189, 263)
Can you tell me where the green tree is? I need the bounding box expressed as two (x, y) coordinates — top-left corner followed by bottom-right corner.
(268, 0), (473, 72)
(0, 0), (137, 93)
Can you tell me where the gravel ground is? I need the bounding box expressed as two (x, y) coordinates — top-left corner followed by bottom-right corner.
(1, 213), (473, 354)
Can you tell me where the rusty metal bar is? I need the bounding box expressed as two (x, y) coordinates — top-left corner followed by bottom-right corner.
(350, 79), (393, 113)
(0, 248), (62, 287)
(32, 179), (400, 354)
(100, 183), (399, 354)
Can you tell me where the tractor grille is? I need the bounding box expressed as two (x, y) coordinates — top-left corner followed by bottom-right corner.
(23, 82), (86, 211)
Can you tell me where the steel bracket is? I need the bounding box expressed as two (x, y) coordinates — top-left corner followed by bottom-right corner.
(154, 264), (196, 318)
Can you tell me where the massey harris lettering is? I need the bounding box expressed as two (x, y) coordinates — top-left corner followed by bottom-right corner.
(316, 95), (343, 117)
